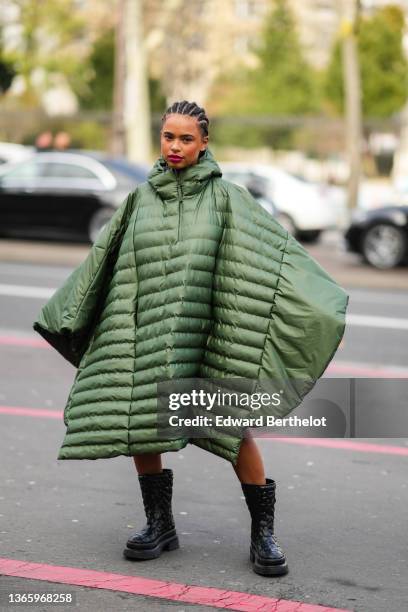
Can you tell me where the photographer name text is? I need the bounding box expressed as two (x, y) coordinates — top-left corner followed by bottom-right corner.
(167, 415), (327, 428)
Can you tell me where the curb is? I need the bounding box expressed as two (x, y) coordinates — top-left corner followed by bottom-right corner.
(0, 239), (89, 267)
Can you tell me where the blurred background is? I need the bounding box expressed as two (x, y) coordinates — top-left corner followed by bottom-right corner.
(1, 6), (408, 610)
(0, 0), (408, 270)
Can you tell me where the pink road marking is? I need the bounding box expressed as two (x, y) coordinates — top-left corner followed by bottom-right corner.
(0, 405), (62, 419)
(1, 405), (408, 457)
(0, 557), (351, 612)
(0, 335), (49, 348)
(257, 435), (408, 456)
(1, 335), (407, 378)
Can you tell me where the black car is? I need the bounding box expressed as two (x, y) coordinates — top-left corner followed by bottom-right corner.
(0, 151), (148, 242)
(345, 205), (408, 269)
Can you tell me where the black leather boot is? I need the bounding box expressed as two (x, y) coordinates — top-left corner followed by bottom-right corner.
(241, 478), (288, 576)
(123, 468), (179, 560)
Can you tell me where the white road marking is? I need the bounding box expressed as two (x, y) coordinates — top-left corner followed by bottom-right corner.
(348, 290), (408, 306)
(1, 283), (408, 332)
(0, 284), (56, 299)
(346, 313), (408, 331)
(0, 262), (72, 278)
(327, 360), (408, 377)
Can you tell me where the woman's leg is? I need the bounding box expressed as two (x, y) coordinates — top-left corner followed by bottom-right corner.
(233, 433), (266, 485)
(133, 453), (162, 475)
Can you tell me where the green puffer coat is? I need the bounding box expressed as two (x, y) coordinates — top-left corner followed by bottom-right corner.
(33, 149), (348, 465)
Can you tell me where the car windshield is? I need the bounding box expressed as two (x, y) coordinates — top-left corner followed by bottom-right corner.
(102, 159), (148, 184)
(0, 160), (45, 180)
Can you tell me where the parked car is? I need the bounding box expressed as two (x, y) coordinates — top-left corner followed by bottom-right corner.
(226, 174), (291, 231)
(0, 142), (34, 165)
(0, 151), (148, 242)
(221, 162), (341, 243)
(345, 205), (408, 269)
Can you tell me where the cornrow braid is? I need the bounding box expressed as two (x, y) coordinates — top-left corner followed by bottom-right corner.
(161, 100), (209, 137)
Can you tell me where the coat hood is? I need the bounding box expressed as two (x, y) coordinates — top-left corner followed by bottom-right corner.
(148, 148), (222, 200)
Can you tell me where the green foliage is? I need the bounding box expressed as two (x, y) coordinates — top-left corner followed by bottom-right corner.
(2, 0), (87, 105)
(77, 27), (166, 112)
(249, 0), (319, 115)
(68, 120), (108, 149)
(209, 0), (319, 149)
(325, 5), (408, 118)
(0, 61), (15, 93)
(209, 67), (256, 116)
(211, 0), (319, 119)
(211, 118), (296, 150)
(78, 28), (115, 110)
(324, 41), (343, 115)
(149, 78), (166, 114)
(0, 26), (15, 94)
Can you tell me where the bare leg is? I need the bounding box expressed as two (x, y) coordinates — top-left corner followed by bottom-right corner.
(233, 434), (266, 485)
(133, 453), (162, 475)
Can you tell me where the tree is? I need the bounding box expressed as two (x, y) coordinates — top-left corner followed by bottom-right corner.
(144, 0), (213, 104)
(325, 5), (408, 118)
(0, 60), (15, 94)
(77, 25), (166, 113)
(2, 0), (87, 106)
(211, 0), (319, 117)
(249, 0), (319, 115)
(0, 29), (15, 95)
(78, 28), (115, 110)
(208, 0), (320, 149)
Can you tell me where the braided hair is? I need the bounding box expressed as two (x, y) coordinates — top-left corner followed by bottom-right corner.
(161, 100), (209, 137)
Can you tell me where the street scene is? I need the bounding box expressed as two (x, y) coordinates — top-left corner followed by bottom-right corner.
(1, 1), (408, 611)
(0, 238), (407, 612)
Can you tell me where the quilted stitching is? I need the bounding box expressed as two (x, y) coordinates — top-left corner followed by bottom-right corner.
(33, 149), (348, 464)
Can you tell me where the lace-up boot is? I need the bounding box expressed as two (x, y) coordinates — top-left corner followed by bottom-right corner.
(241, 478), (288, 576)
(124, 468), (179, 560)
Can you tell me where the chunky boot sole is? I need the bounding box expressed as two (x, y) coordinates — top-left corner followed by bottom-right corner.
(250, 547), (289, 576)
(123, 534), (179, 560)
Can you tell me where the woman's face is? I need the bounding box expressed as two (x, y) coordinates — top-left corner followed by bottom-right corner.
(160, 114), (208, 170)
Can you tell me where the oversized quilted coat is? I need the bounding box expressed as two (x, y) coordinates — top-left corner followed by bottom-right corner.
(33, 149), (348, 465)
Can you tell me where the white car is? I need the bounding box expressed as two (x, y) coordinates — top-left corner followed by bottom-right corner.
(0, 142), (34, 165)
(220, 162), (341, 242)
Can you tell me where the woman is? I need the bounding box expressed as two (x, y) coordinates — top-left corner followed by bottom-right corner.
(34, 100), (348, 577)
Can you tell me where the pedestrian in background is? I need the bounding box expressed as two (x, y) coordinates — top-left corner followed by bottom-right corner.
(53, 131), (72, 151)
(34, 100), (347, 577)
(35, 130), (53, 152)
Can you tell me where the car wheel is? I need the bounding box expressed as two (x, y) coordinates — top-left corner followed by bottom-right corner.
(88, 208), (114, 243)
(296, 229), (321, 243)
(276, 213), (297, 236)
(362, 223), (407, 269)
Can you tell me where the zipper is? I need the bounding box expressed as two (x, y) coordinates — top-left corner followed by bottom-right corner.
(175, 172), (183, 242)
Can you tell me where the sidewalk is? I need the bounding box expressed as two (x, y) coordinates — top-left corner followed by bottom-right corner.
(0, 239), (89, 268)
(306, 231), (408, 291)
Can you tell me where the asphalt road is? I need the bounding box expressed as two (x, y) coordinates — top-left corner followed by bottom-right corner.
(1, 229), (407, 290)
(0, 258), (407, 612)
